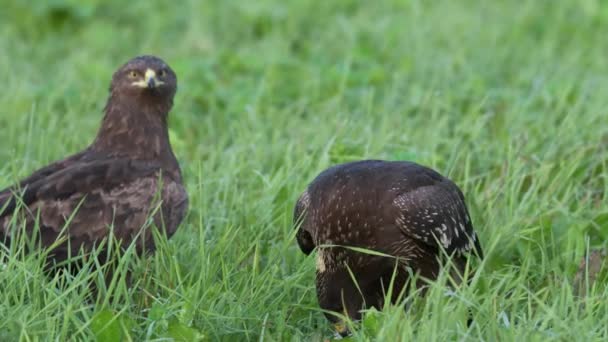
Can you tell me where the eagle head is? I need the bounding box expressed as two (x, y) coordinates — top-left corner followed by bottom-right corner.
(109, 55), (177, 106)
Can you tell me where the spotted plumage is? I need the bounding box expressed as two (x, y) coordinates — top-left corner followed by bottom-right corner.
(294, 160), (482, 333)
(0, 55), (188, 272)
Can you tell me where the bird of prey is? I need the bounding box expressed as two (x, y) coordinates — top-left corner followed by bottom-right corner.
(293, 160), (482, 335)
(0, 55), (188, 270)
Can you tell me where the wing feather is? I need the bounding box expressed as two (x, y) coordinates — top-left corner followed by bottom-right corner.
(392, 182), (482, 257)
(0, 158), (161, 218)
(0, 158), (178, 260)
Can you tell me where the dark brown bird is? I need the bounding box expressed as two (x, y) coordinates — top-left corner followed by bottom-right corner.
(0, 55), (188, 269)
(294, 160), (482, 335)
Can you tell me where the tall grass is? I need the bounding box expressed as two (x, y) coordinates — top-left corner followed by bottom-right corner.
(0, 0), (607, 340)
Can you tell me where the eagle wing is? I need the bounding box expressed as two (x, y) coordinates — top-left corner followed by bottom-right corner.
(0, 157), (179, 260)
(392, 179), (482, 258)
(0, 157), (161, 218)
(0, 151), (87, 206)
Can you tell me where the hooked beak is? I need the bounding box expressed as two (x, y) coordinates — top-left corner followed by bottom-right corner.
(147, 75), (156, 89)
(334, 321), (350, 337)
(145, 69), (158, 89)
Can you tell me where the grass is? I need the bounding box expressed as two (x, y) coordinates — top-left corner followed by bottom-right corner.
(1, 0), (607, 340)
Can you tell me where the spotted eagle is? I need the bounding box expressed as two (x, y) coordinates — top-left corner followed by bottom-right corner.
(293, 160), (482, 335)
(0, 55), (188, 268)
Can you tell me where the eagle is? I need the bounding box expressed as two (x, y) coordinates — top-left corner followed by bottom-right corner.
(293, 160), (482, 335)
(0, 55), (188, 272)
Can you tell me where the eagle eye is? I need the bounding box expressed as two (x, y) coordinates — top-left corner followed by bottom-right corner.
(128, 71), (139, 78)
(158, 69), (166, 77)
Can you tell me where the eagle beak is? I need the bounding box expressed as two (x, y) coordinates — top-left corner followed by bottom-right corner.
(334, 321), (349, 337)
(145, 69), (157, 89)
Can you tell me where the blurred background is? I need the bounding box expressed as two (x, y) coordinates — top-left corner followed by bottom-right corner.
(0, 0), (607, 340)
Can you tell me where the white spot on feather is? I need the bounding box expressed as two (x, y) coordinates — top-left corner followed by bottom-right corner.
(316, 250), (326, 273)
(440, 234), (450, 248)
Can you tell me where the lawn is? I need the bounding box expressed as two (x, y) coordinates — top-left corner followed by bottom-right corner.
(0, 0), (607, 340)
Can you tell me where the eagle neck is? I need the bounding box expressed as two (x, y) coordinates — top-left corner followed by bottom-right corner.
(91, 95), (180, 177)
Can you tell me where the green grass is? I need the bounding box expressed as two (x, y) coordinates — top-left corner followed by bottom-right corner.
(1, 0), (608, 340)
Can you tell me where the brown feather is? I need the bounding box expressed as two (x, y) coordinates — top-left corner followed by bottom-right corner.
(0, 56), (188, 275)
(294, 160), (481, 329)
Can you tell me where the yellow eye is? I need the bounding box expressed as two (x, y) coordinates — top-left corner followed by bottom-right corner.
(158, 69), (166, 77)
(128, 71), (138, 78)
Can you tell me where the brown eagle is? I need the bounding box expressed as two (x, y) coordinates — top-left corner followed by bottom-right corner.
(0, 55), (188, 268)
(293, 160), (482, 335)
